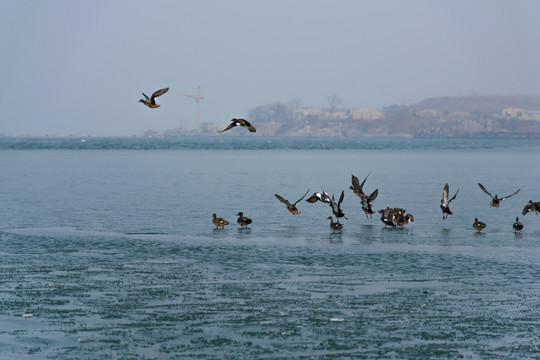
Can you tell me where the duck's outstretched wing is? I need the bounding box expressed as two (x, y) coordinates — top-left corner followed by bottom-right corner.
(501, 189), (520, 200)
(306, 193), (320, 203)
(293, 189), (310, 205)
(217, 121), (237, 133)
(338, 190), (345, 206)
(368, 189), (378, 202)
(238, 119), (257, 132)
(151, 87), (169, 101)
(522, 202), (535, 215)
(359, 171), (371, 192)
(442, 183), (449, 206)
(351, 175), (361, 191)
(329, 196), (338, 214)
(478, 183), (494, 199)
(449, 188), (459, 203)
(275, 194), (292, 206)
(142, 93), (150, 101)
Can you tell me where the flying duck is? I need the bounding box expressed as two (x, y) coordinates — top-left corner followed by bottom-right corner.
(350, 173), (378, 201)
(522, 200), (540, 215)
(218, 118), (256, 133)
(473, 218), (486, 232)
(139, 87), (169, 108)
(236, 212), (252, 228)
(361, 197), (377, 219)
(478, 183), (520, 208)
(275, 189), (310, 215)
(306, 191), (331, 204)
(513, 217), (524, 234)
(327, 216), (343, 233)
(329, 190), (347, 222)
(212, 213), (230, 229)
(440, 183), (459, 219)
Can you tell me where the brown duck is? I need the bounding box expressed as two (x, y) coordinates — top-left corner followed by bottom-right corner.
(473, 218), (486, 232)
(478, 183), (520, 208)
(212, 213), (230, 229)
(327, 216), (343, 233)
(275, 189), (310, 215)
(139, 87), (169, 108)
(350, 172), (378, 201)
(513, 217), (523, 234)
(218, 118), (256, 133)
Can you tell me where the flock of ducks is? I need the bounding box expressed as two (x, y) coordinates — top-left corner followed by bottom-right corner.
(213, 176), (539, 234)
(138, 88), (539, 235)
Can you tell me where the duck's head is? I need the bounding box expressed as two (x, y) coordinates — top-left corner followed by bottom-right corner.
(237, 212), (243, 217)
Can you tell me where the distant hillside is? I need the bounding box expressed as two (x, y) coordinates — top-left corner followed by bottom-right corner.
(160, 95), (540, 138)
(411, 95), (540, 114)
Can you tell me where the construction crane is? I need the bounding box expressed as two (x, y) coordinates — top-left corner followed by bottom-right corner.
(183, 86), (204, 132)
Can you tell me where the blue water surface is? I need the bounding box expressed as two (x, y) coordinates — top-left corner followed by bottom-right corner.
(0, 137), (539, 359)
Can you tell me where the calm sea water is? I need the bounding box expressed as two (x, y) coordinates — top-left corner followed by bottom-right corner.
(1, 137), (539, 359)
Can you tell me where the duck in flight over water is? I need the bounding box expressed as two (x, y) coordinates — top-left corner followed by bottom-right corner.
(522, 200), (540, 215)
(275, 189), (310, 215)
(478, 183), (520, 208)
(139, 88), (169, 108)
(350, 173), (378, 219)
(440, 183), (459, 219)
(218, 118), (256, 133)
(329, 190), (347, 222)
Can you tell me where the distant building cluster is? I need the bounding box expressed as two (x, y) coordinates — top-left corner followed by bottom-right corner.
(294, 107), (384, 121)
(501, 108), (540, 121)
(415, 107), (540, 122)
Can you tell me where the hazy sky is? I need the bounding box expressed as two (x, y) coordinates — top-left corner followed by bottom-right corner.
(1, 0), (539, 136)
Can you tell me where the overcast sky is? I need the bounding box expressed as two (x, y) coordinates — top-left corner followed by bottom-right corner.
(1, 0), (539, 136)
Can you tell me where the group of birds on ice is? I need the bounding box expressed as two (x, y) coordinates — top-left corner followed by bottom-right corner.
(139, 88), (539, 234)
(213, 173), (539, 234)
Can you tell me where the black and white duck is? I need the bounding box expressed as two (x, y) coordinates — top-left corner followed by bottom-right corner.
(440, 183), (459, 219)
